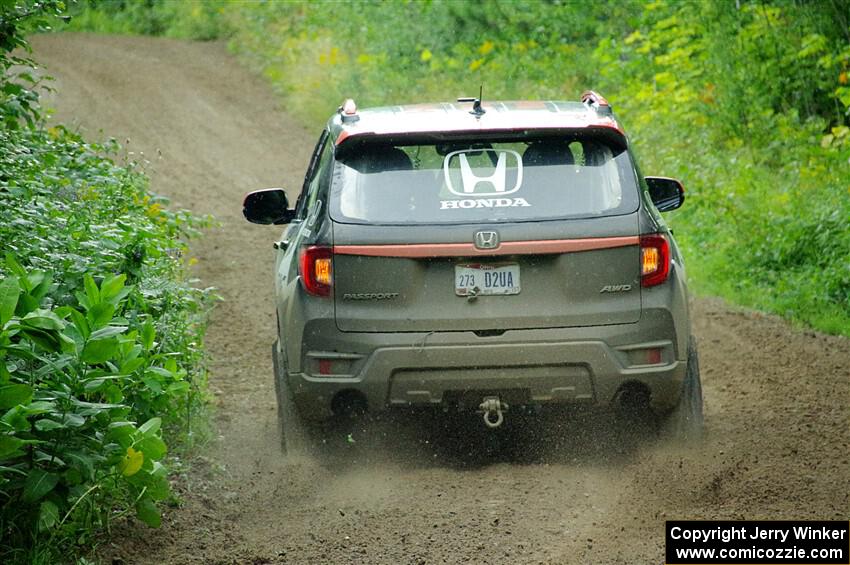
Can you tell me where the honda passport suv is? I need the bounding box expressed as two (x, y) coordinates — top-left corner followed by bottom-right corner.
(243, 92), (703, 453)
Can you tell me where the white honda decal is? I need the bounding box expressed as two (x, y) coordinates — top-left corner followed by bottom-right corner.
(440, 197), (531, 209)
(443, 149), (523, 197)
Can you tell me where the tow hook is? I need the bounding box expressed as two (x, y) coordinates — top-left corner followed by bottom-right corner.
(478, 396), (508, 429)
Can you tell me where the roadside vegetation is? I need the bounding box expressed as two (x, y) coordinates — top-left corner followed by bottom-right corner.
(69, 0), (850, 337)
(1, 2), (212, 562)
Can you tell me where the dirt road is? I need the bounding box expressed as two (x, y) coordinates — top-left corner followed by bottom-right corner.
(31, 33), (850, 564)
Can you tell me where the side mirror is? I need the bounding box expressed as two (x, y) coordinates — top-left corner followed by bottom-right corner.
(242, 188), (296, 225)
(645, 176), (685, 212)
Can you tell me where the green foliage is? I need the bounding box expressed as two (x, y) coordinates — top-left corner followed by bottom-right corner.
(1, 1), (213, 561)
(0, 0), (67, 129)
(216, 1), (608, 125)
(66, 0), (233, 40)
(591, 1), (850, 334)
(0, 269), (175, 539)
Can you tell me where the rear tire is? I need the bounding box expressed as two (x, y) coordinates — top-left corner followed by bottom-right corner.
(665, 336), (704, 441)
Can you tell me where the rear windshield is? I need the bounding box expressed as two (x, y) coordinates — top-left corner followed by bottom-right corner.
(329, 136), (639, 225)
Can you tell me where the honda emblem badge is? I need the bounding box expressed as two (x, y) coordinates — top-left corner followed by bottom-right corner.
(474, 230), (500, 250)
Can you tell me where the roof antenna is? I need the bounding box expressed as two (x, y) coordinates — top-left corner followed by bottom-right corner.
(458, 85), (486, 117)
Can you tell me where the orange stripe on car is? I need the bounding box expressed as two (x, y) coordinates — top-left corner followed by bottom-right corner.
(334, 236), (639, 258)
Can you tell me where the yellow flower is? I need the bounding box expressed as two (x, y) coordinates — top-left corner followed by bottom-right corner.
(319, 47), (342, 66)
(119, 447), (144, 477)
(478, 41), (494, 56)
(420, 49), (432, 62)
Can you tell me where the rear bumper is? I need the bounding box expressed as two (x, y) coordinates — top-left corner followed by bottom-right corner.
(283, 309), (687, 421)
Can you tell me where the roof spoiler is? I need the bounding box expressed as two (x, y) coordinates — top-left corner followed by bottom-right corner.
(335, 127), (629, 155)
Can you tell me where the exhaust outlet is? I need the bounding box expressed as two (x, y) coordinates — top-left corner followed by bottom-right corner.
(614, 384), (655, 426)
(331, 390), (368, 418)
(616, 385), (651, 412)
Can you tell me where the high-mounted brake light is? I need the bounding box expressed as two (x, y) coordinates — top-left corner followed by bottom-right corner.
(640, 234), (670, 287)
(299, 246), (333, 296)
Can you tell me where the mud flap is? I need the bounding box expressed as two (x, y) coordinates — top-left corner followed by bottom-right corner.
(664, 336), (704, 442)
(272, 341), (310, 457)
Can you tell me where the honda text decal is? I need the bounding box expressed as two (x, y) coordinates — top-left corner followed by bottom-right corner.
(441, 149), (530, 210)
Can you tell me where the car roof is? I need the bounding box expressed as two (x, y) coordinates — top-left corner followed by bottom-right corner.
(329, 99), (625, 147)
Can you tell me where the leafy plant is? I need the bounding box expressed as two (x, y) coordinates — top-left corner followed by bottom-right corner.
(1, 1), (213, 561)
(0, 0), (67, 129)
(0, 268), (173, 537)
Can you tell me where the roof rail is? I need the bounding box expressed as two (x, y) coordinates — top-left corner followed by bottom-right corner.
(338, 98), (359, 123)
(581, 90), (613, 116)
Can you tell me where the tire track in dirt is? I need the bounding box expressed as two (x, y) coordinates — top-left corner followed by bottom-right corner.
(31, 33), (850, 564)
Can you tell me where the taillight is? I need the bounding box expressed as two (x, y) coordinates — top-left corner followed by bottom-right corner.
(299, 246), (333, 296)
(640, 234), (670, 287)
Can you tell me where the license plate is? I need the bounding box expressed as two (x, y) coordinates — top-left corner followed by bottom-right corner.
(455, 263), (521, 296)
